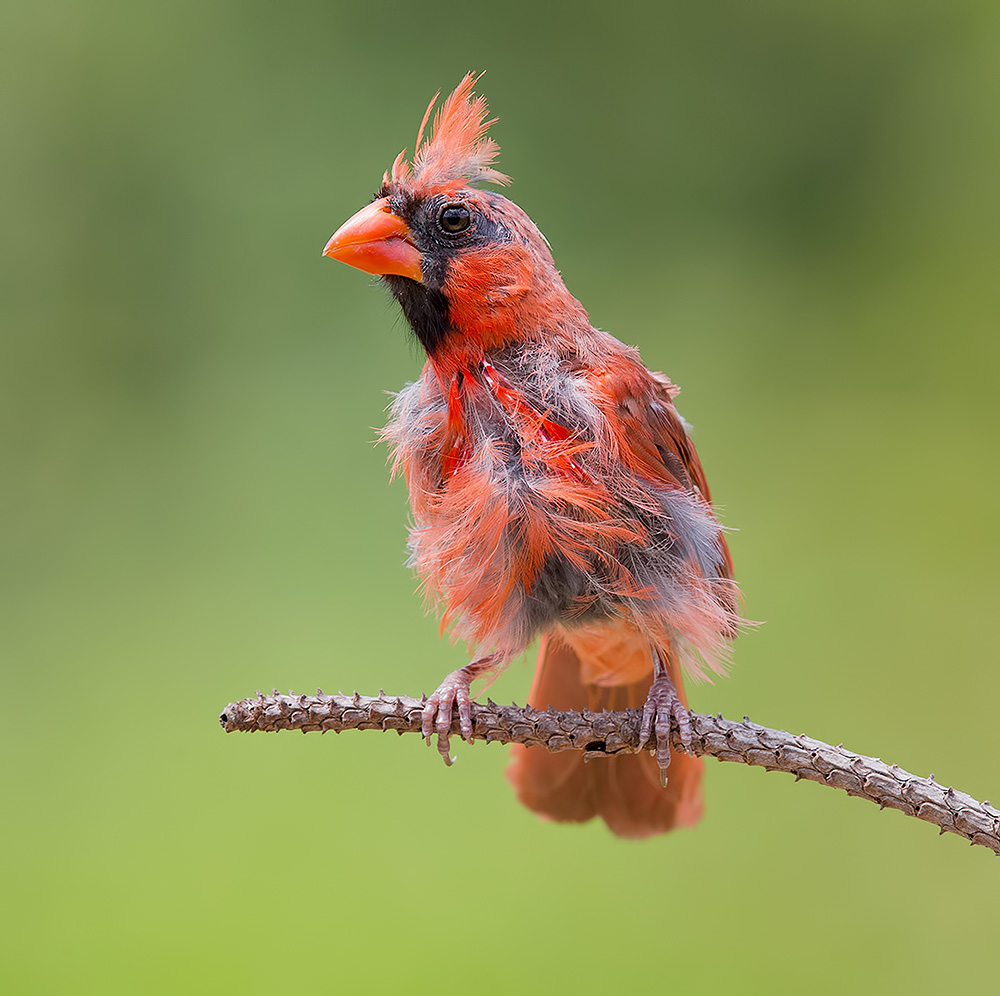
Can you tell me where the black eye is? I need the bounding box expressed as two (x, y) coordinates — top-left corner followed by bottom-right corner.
(437, 202), (472, 235)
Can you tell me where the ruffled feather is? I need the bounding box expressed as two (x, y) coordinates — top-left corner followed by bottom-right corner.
(388, 72), (510, 193)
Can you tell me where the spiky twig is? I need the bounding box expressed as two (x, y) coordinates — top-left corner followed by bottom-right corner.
(220, 690), (999, 855)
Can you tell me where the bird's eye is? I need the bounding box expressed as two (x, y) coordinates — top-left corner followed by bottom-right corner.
(437, 203), (472, 235)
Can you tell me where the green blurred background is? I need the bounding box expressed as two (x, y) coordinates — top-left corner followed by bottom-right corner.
(3, 0), (998, 992)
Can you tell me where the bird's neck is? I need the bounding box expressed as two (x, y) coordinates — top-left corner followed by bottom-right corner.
(388, 260), (590, 373)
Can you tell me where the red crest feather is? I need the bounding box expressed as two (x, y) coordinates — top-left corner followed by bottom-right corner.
(388, 73), (510, 193)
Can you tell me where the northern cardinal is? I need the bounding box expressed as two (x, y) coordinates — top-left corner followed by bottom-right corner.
(323, 74), (742, 837)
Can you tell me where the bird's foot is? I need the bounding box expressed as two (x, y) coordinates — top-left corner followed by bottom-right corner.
(422, 668), (476, 766)
(638, 671), (694, 786)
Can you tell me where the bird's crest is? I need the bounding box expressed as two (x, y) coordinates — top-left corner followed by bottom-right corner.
(385, 73), (510, 194)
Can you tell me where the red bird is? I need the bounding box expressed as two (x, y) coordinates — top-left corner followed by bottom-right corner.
(323, 75), (742, 837)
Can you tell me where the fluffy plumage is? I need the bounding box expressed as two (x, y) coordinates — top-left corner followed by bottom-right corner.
(324, 74), (743, 838)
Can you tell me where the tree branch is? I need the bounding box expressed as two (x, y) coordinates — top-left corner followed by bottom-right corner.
(220, 690), (999, 855)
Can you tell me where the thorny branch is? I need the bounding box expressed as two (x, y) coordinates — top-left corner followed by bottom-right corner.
(220, 690), (1000, 855)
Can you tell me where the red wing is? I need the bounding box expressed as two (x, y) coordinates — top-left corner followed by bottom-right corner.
(591, 362), (734, 581)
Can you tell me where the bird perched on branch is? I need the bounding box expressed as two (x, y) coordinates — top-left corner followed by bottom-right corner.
(323, 74), (743, 837)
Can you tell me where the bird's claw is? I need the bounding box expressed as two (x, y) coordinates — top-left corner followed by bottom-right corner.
(421, 668), (475, 765)
(638, 672), (694, 786)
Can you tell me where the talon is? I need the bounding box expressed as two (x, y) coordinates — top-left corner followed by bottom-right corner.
(422, 667), (479, 766)
(419, 656), (505, 766)
(638, 669), (692, 788)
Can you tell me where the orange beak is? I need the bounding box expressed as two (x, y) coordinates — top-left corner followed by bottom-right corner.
(322, 198), (423, 282)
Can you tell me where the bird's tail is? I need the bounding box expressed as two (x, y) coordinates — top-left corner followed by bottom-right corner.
(505, 626), (704, 838)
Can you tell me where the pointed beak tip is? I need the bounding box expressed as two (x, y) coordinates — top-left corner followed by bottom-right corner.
(322, 232), (344, 259)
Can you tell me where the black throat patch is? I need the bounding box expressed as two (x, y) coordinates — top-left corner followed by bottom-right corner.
(384, 275), (451, 355)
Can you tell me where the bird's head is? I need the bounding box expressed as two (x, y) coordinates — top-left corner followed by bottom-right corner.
(323, 74), (587, 361)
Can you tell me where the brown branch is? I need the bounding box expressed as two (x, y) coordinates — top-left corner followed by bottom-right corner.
(220, 690), (1000, 855)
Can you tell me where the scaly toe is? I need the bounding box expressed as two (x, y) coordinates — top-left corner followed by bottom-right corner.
(673, 700), (694, 753)
(421, 697), (439, 744)
(456, 693), (474, 742)
(435, 700), (457, 764)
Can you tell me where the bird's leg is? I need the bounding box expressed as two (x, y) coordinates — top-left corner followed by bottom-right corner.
(422, 653), (505, 766)
(638, 648), (694, 787)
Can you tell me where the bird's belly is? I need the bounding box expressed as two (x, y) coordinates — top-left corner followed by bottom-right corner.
(406, 442), (667, 653)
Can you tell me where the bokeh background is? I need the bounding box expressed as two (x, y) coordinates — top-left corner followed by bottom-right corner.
(3, 1), (999, 992)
